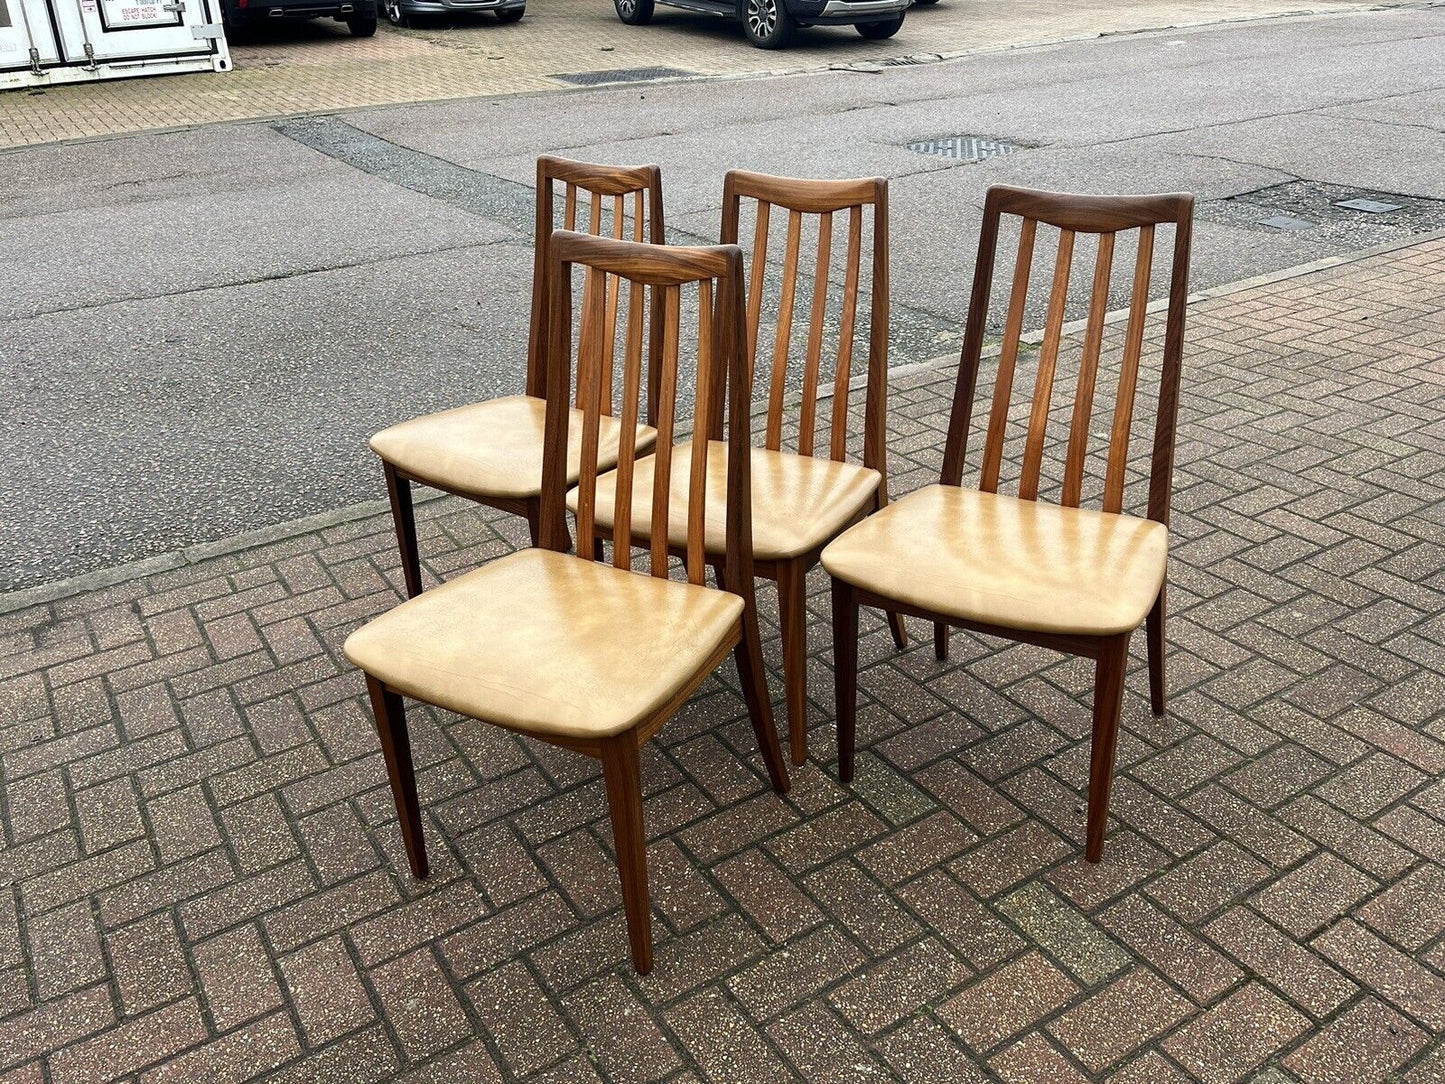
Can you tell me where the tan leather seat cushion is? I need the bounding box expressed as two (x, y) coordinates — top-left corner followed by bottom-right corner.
(370, 395), (658, 501)
(344, 549), (743, 740)
(571, 441), (881, 562)
(821, 484), (1168, 637)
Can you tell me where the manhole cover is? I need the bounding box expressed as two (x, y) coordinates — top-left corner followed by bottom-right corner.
(552, 67), (694, 86)
(907, 135), (1023, 162)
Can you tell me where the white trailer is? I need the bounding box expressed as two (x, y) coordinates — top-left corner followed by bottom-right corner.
(0, 0), (229, 91)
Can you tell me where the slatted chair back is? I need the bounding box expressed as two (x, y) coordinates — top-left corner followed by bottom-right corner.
(527, 157), (666, 418)
(720, 170), (889, 472)
(539, 231), (753, 590)
(941, 185), (1195, 524)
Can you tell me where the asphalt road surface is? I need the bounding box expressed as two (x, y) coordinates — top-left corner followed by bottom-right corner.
(2, 4), (1444, 592)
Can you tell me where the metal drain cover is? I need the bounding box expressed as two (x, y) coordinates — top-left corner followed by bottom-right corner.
(1335, 197), (1402, 214)
(907, 135), (1022, 162)
(552, 67), (694, 86)
(1260, 215), (1315, 231)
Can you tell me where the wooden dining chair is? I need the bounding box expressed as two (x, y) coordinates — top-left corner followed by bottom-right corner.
(574, 170), (907, 767)
(345, 231), (790, 975)
(823, 184), (1194, 861)
(369, 156), (666, 597)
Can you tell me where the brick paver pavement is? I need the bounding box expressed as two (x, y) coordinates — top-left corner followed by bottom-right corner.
(1, 236), (1443, 1082)
(0, 0), (1411, 148)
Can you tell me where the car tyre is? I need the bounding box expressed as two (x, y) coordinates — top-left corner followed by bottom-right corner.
(495, 4), (523, 19)
(855, 12), (902, 37)
(743, 0), (793, 48)
(347, 13), (377, 34)
(614, 0), (654, 24)
(383, 0), (408, 25)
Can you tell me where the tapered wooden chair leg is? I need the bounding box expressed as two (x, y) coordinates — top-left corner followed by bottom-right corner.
(600, 732), (652, 975)
(776, 562), (810, 766)
(384, 464), (424, 600)
(365, 675), (429, 879)
(886, 610), (908, 650)
(525, 502), (543, 548)
(735, 616), (791, 794)
(831, 577), (860, 784)
(933, 622), (950, 661)
(1085, 634), (1130, 863)
(1147, 587), (1166, 717)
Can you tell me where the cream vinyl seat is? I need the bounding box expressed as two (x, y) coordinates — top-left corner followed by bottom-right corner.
(821, 485), (1168, 637)
(344, 548), (742, 740)
(371, 395), (657, 502)
(573, 440), (882, 562)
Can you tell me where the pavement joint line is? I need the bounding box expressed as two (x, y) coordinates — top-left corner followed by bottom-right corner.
(7, 225), (1440, 619)
(0, 2), (1435, 156)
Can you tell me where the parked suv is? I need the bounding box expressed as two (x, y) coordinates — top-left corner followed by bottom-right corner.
(614, 0), (907, 48)
(220, 0), (379, 36)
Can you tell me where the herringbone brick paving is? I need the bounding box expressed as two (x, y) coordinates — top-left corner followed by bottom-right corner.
(1, 238), (1443, 1082)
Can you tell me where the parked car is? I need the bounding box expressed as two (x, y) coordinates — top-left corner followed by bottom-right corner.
(613, 0), (907, 49)
(220, 0), (379, 36)
(383, 0), (523, 25)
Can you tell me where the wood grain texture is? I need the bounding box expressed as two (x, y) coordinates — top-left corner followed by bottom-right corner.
(1104, 225), (1155, 514)
(980, 218), (1036, 493)
(1062, 231), (1116, 508)
(1018, 227), (1075, 502)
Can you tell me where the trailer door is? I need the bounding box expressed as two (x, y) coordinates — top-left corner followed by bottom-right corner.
(0, 0), (61, 74)
(48, 0), (223, 65)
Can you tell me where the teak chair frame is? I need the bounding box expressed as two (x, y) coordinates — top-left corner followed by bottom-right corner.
(833, 184), (1194, 862)
(382, 156), (665, 597)
(586, 170), (906, 768)
(721, 171), (909, 766)
(366, 231), (790, 976)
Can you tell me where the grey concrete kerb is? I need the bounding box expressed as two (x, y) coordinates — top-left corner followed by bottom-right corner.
(5, 226), (1441, 619)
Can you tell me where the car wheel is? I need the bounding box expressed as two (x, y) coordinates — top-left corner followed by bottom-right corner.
(495, 4), (523, 20)
(743, 0), (793, 48)
(347, 13), (377, 34)
(384, 0), (408, 25)
(614, 0), (654, 24)
(855, 12), (902, 37)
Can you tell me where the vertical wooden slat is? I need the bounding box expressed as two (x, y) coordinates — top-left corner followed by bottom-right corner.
(575, 267), (607, 557)
(687, 281), (713, 586)
(588, 189), (602, 237)
(649, 286), (680, 578)
(574, 263), (602, 410)
(980, 219), (1038, 492)
(830, 205), (863, 462)
(1061, 232), (1116, 507)
(599, 193), (626, 416)
(612, 277), (646, 568)
(766, 210), (803, 452)
(564, 183), (577, 231)
(747, 201), (771, 369)
(1104, 225), (1155, 514)
(633, 189), (645, 242)
(1017, 228), (1076, 502)
(798, 212), (832, 458)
